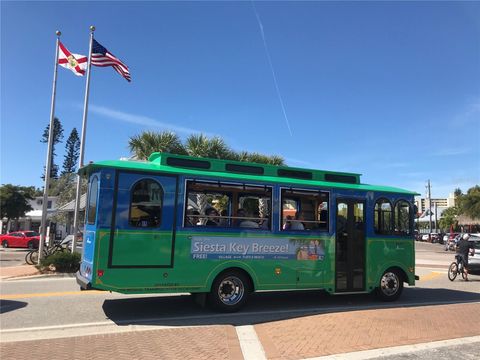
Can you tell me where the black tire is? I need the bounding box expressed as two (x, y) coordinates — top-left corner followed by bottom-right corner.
(29, 250), (39, 265)
(25, 251), (34, 265)
(27, 241), (34, 249)
(461, 265), (467, 280)
(448, 262), (458, 281)
(208, 270), (250, 312)
(2, 240), (8, 248)
(375, 269), (404, 301)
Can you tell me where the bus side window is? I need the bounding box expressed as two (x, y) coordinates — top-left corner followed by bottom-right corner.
(129, 179), (163, 228)
(374, 198), (393, 235)
(394, 200), (411, 236)
(281, 189), (329, 232)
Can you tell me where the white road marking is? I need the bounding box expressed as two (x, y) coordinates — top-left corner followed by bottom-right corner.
(304, 335), (480, 360)
(236, 325), (267, 360)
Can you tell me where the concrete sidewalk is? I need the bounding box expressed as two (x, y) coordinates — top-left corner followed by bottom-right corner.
(1, 303), (479, 359)
(0, 265), (40, 279)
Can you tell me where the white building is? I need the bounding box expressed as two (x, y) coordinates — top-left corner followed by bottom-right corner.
(1, 196), (58, 235)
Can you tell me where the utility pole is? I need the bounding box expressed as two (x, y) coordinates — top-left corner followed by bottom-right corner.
(427, 180), (432, 234)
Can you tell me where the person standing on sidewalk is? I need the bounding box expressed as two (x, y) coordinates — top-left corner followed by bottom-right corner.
(456, 233), (475, 281)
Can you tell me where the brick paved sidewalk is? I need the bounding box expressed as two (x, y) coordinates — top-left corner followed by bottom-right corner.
(1, 303), (479, 360)
(1, 325), (243, 360)
(0, 265), (40, 279)
(255, 303), (480, 359)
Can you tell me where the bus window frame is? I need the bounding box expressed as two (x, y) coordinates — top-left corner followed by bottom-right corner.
(373, 197), (394, 236)
(182, 178), (273, 231)
(279, 186), (330, 233)
(128, 177), (164, 229)
(393, 199), (413, 236)
(86, 175), (99, 225)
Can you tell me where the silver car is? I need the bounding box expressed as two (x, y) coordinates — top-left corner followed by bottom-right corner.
(467, 235), (480, 275)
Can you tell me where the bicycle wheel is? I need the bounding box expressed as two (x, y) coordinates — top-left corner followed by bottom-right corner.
(25, 250), (34, 265)
(448, 262), (458, 281)
(29, 250), (39, 264)
(461, 266), (467, 280)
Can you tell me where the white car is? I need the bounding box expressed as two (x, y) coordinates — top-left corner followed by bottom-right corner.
(467, 235), (480, 275)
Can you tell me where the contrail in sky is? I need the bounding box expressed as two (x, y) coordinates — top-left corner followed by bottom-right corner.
(251, 1), (293, 136)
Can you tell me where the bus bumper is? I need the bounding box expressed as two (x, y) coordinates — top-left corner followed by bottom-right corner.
(76, 271), (92, 290)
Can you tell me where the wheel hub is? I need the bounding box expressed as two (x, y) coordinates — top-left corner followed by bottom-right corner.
(217, 276), (244, 305)
(381, 272), (399, 296)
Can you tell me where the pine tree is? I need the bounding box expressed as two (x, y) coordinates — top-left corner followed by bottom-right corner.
(40, 117), (64, 179)
(62, 128), (80, 176)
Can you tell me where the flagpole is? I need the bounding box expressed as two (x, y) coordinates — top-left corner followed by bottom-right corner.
(38, 31), (61, 264)
(72, 25), (95, 252)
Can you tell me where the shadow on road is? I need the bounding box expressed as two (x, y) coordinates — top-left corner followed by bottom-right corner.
(102, 287), (480, 327)
(0, 300), (27, 314)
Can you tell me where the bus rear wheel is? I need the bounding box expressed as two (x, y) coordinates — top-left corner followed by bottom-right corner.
(376, 269), (403, 301)
(208, 270), (250, 312)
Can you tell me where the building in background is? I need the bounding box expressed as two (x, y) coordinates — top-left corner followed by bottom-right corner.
(414, 193), (456, 214)
(0, 196), (58, 235)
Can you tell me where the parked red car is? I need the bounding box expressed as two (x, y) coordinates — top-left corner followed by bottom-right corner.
(0, 231), (40, 249)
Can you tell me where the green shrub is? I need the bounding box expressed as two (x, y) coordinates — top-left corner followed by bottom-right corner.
(40, 252), (81, 273)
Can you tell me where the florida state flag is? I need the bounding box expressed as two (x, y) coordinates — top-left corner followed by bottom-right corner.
(58, 42), (87, 76)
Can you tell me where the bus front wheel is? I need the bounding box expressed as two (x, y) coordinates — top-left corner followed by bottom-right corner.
(208, 270), (250, 312)
(375, 269), (403, 301)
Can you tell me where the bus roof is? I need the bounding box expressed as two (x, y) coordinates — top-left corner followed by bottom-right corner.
(79, 152), (418, 196)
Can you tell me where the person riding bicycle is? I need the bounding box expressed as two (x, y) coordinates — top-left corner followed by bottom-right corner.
(455, 233), (475, 281)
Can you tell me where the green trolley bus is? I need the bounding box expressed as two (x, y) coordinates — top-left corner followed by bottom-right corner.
(76, 152), (418, 311)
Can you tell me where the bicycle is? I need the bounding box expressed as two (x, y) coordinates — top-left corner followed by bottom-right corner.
(448, 254), (468, 281)
(24, 241), (68, 265)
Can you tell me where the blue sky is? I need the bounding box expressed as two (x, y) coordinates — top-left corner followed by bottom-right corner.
(1, 1), (479, 198)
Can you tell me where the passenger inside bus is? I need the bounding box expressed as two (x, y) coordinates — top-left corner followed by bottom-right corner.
(204, 207), (219, 226)
(237, 209), (259, 228)
(290, 211), (305, 230)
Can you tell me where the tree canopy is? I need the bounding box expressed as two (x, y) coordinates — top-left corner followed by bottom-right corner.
(457, 185), (480, 220)
(128, 131), (285, 165)
(439, 185), (480, 230)
(62, 128), (80, 176)
(0, 184), (34, 222)
(41, 117), (64, 179)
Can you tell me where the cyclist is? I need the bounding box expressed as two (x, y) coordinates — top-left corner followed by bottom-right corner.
(456, 233), (475, 281)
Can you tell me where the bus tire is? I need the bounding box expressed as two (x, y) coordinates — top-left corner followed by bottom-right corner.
(208, 270), (250, 312)
(375, 268), (403, 302)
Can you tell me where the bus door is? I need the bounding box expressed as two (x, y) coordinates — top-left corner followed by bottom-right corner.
(335, 199), (365, 292)
(109, 172), (177, 268)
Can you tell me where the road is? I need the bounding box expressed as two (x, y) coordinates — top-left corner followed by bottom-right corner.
(0, 248), (30, 267)
(1, 241), (479, 359)
(1, 242), (479, 330)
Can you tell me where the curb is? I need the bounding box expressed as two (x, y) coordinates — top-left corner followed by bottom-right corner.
(1, 273), (75, 281)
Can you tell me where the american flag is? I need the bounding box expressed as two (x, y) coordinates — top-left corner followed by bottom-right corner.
(91, 39), (131, 82)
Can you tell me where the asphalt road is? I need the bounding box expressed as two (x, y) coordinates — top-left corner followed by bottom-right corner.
(1, 241), (479, 332)
(0, 249), (30, 267)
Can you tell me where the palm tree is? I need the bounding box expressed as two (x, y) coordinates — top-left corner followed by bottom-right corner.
(129, 130), (286, 218)
(129, 131), (285, 165)
(128, 131), (186, 160)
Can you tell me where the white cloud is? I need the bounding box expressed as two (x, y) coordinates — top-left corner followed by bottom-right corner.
(450, 96), (480, 127)
(88, 104), (215, 137)
(430, 148), (471, 157)
(285, 157), (314, 167)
